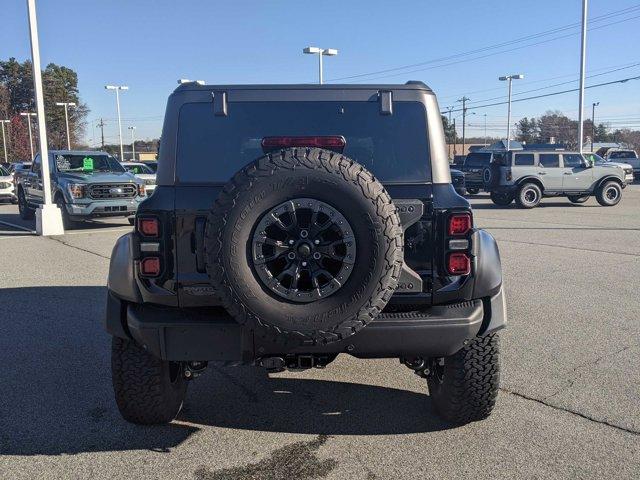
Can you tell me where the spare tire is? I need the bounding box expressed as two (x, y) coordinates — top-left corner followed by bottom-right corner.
(205, 147), (403, 345)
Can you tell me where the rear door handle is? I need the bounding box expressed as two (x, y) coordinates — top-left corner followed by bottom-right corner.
(538, 172), (547, 175)
(563, 172), (572, 175)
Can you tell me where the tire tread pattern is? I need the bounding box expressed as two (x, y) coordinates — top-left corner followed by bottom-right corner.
(204, 147), (403, 344)
(428, 333), (500, 425)
(111, 336), (187, 425)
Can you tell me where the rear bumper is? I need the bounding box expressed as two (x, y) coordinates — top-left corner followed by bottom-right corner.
(105, 287), (506, 362)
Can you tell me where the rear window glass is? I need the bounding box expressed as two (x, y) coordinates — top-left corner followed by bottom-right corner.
(513, 153), (535, 166)
(464, 153), (491, 167)
(539, 154), (560, 167)
(176, 101), (430, 183)
(609, 151), (637, 159)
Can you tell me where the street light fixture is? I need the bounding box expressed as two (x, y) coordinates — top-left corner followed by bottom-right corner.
(104, 85), (129, 161)
(55, 101), (76, 150)
(128, 126), (136, 160)
(20, 112), (37, 161)
(499, 74), (524, 152)
(0, 119), (9, 163)
(303, 46), (338, 85)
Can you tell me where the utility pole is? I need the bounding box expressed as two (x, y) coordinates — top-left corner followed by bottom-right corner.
(97, 118), (105, 148)
(27, 0), (64, 235)
(457, 97), (470, 154)
(20, 112), (37, 160)
(128, 126), (136, 160)
(55, 101), (75, 150)
(578, 0), (588, 153)
(0, 120), (9, 163)
(591, 101), (599, 152)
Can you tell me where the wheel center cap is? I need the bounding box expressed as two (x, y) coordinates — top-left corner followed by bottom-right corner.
(297, 243), (312, 257)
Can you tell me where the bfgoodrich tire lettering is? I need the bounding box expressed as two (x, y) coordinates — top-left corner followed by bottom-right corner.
(427, 333), (500, 424)
(205, 147), (403, 344)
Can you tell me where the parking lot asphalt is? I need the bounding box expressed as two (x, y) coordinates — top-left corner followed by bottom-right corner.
(1, 187), (639, 480)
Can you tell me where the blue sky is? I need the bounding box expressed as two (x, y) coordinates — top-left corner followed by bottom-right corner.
(2, 0), (640, 144)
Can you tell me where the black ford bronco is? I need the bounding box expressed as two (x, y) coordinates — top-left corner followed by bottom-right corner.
(105, 82), (506, 426)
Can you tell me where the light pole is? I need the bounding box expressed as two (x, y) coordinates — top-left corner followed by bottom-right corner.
(55, 101), (76, 150)
(483, 114), (488, 146)
(105, 85), (129, 160)
(591, 102), (599, 152)
(27, 0), (64, 235)
(0, 120), (9, 163)
(578, 0), (588, 153)
(303, 47), (338, 84)
(20, 112), (37, 160)
(499, 74), (524, 151)
(446, 106), (454, 158)
(128, 126), (136, 160)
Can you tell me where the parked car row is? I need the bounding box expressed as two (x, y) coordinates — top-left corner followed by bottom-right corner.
(453, 148), (635, 208)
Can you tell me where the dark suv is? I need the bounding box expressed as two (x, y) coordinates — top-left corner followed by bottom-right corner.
(105, 82), (506, 426)
(461, 151), (505, 194)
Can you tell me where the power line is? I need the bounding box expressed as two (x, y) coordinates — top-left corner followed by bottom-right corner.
(465, 62), (640, 105)
(327, 5), (640, 82)
(439, 60), (640, 101)
(444, 75), (640, 114)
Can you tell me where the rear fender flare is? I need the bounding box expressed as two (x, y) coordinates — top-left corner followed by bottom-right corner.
(108, 232), (142, 303)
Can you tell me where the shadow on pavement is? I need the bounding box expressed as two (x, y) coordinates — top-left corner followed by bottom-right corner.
(0, 286), (198, 456)
(182, 366), (451, 435)
(1, 286), (450, 456)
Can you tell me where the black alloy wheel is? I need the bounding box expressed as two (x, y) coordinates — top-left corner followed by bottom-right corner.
(252, 198), (356, 303)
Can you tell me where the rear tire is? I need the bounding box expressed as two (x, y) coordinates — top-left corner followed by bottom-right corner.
(111, 336), (188, 425)
(427, 334), (500, 425)
(18, 189), (35, 220)
(568, 195), (589, 204)
(490, 192), (513, 206)
(515, 183), (542, 209)
(595, 181), (622, 206)
(466, 188), (480, 195)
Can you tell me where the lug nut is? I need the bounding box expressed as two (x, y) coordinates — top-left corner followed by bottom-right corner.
(300, 230), (309, 238)
(287, 252), (296, 260)
(302, 261), (308, 267)
(313, 252), (321, 260)
(289, 239), (295, 245)
(314, 239), (320, 245)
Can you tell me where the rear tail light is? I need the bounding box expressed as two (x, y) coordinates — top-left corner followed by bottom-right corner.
(448, 213), (472, 236)
(138, 217), (159, 237)
(447, 253), (471, 275)
(261, 136), (346, 152)
(140, 257), (161, 277)
(506, 170), (512, 181)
